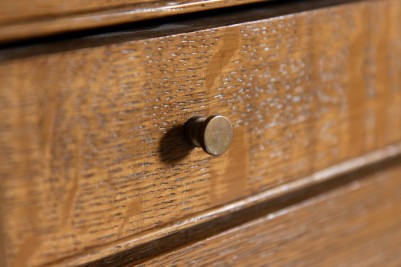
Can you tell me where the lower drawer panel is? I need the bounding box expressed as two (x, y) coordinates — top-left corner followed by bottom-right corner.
(141, 161), (401, 266)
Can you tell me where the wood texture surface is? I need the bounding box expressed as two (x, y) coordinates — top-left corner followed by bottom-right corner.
(141, 162), (401, 266)
(0, 0), (265, 24)
(0, 0), (269, 43)
(72, 147), (401, 266)
(1, 0), (401, 265)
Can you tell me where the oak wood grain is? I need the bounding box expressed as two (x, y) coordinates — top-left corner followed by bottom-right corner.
(141, 162), (401, 267)
(0, 0), (266, 24)
(1, 0), (401, 265)
(0, 0), (270, 43)
(72, 147), (401, 266)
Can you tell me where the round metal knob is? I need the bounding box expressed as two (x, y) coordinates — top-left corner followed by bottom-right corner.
(184, 115), (233, 156)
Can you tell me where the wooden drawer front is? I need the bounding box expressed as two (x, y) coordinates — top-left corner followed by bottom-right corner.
(141, 162), (401, 266)
(1, 0), (401, 265)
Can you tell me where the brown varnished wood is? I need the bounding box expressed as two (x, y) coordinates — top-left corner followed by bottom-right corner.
(1, 0), (401, 265)
(0, 0), (270, 43)
(0, 0), (266, 25)
(141, 162), (401, 266)
(0, 0), (355, 48)
(68, 146), (401, 266)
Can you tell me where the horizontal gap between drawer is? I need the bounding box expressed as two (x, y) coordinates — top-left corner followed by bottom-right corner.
(1, 0), (363, 58)
(49, 142), (401, 266)
(0, 0), (271, 44)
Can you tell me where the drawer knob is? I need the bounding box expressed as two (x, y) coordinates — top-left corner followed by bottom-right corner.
(184, 115), (233, 156)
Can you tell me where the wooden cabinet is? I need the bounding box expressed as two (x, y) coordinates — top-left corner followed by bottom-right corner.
(1, 0), (401, 266)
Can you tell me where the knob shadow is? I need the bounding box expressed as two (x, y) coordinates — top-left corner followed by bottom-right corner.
(159, 125), (194, 165)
